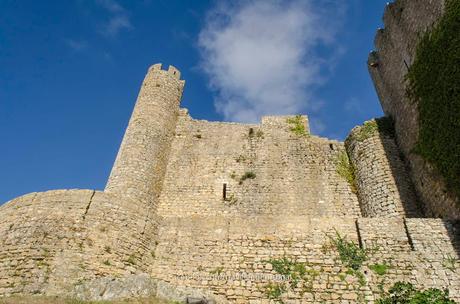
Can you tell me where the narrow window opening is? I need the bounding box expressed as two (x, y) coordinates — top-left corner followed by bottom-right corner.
(329, 143), (334, 150)
(403, 59), (409, 71)
(223, 183), (227, 200)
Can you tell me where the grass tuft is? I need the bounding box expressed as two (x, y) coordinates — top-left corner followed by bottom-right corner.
(335, 151), (357, 194)
(286, 115), (308, 137)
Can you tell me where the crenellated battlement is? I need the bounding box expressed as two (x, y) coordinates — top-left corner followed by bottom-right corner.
(149, 63), (183, 81)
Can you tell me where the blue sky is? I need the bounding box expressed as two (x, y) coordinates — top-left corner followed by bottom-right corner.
(0, 0), (388, 203)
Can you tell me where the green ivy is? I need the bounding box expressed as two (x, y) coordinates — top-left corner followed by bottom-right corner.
(264, 257), (320, 298)
(268, 257), (295, 276)
(369, 263), (390, 276)
(329, 231), (367, 271)
(406, 0), (460, 202)
(239, 171), (256, 184)
(351, 117), (395, 142)
(264, 282), (286, 302)
(335, 151), (357, 193)
(377, 282), (455, 304)
(286, 115), (309, 136)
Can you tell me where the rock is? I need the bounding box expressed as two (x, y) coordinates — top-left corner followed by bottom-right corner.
(186, 297), (206, 304)
(73, 274), (157, 300)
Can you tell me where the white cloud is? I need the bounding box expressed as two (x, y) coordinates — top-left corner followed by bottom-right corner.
(96, 0), (124, 13)
(344, 97), (365, 115)
(96, 0), (132, 37)
(198, 0), (345, 123)
(102, 15), (132, 37)
(309, 116), (326, 134)
(65, 39), (88, 51)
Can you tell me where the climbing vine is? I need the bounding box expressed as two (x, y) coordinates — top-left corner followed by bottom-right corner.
(263, 257), (320, 302)
(377, 282), (456, 304)
(335, 151), (357, 193)
(406, 0), (460, 202)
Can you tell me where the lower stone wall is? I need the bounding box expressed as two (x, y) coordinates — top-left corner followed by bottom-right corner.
(151, 216), (363, 303)
(1, 192), (458, 302)
(358, 218), (459, 300)
(406, 219), (460, 259)
(0, 190), (158, 297)
(408, 219), (460, 293)
(151, 216), (460, 303)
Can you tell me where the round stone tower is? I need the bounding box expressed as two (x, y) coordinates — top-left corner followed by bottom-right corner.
(345, 118), (421, 218)
(105, 63), (185, 209)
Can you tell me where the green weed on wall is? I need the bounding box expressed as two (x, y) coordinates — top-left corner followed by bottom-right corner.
(350, 117), (395, 142)
(406, 0), (460, 202)
(377, 282), (456, 304)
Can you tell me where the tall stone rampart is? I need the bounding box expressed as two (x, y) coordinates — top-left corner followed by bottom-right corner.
(368, 0), (459, 218)
(157, 111), (360, 219)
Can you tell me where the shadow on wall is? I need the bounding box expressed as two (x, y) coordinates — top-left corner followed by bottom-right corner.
(378, 118), (460, 258)
(445, 220), (460, 259)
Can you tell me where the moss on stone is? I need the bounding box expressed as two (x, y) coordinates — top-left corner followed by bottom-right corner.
(377, 281), (456, 304)
(329, 231), (367, 271)
(406, 0), (460, 202)
(369, 263), (390, 276)
(335, 151), (357, 193)
(352, 117), (395, 142)
(239, 171), (256, 184)
(287, 115), (309, 136)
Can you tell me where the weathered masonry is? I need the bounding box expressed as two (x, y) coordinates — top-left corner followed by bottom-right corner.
(367, 0), (460, 219)
(0, 0), (459, 303)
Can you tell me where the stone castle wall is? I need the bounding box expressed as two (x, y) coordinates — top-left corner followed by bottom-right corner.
(0, 190), (158, 297)
(147, 109), (459, 303)
(1, 6), (460, 301)
(0, 192), (449, 303)
(149, 215), (459, 303)
(368, 0), (460, 219)
(157, 111), (361, 219)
